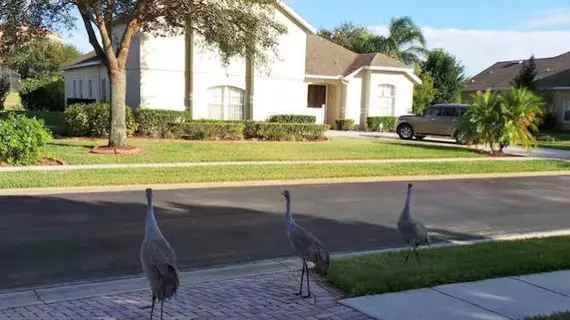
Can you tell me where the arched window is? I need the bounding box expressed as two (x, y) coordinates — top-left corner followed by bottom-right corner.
(208, 86), (245, 120)
(375, 84), (396, 116)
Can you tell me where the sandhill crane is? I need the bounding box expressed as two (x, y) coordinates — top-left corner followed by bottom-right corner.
(397, 183), (430, 264)
(282, 190), (330, 298)
(140, 188), (180, 320)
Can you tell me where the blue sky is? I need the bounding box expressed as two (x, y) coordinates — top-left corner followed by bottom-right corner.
(62, 0), (570, 76)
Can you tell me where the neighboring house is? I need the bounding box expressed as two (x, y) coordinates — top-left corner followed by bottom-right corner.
(462, 51), (570, 129)
(0, 23), (64, 43)
(60, 2), (420, 128)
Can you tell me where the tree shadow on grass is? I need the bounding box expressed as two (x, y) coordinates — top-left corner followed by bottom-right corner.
(0, 193), (490, 290)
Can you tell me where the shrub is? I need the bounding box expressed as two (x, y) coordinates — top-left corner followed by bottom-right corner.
(168, 122), (245, 140)
(256, 123), (329, 141)
(20, 75), (65, 111)
(335, 119), (355, 131)
(63, 103), (136, 137)
(0, 111), (66, 136)
(67, 98), (96, 105)
(0, 113), (52, 165)
(268, 114), (316, 123)
(366, 117), (397, 132)
(192, 119), (259, 139)
(134, 109), (193, 137)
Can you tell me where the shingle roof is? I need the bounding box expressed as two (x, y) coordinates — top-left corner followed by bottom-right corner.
(464, 51), (570, 92)
(60, 51), (101, 70)
(305, 34), (408, 77)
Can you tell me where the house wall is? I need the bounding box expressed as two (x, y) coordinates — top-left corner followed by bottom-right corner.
(366, 71), (414, 117)
(345, 75), (363, 126)
(552, 89), (570, 129)
(64, 65), (107, 103)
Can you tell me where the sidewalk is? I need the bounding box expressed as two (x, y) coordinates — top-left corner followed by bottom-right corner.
(341, 270), (570, 320)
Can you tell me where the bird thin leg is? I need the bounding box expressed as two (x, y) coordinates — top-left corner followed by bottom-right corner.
(160, 300), (163, 320)
(404, 246), (413, 262)
(304, 260), (311, 299)
(149, 295), (155, 320)
(413, 246), (421, 265)
(295, 261), (305, 296)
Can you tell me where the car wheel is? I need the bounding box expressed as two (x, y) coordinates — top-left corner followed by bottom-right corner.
(415, 135), (426, 140)
(455, 131), (467, 145)
(397, 124), (414, 140)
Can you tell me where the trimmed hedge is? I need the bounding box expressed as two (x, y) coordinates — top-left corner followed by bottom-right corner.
(335, 119), (355, 131)
(192, 119), (259, 139)
(20, 75), (65, 111)
(63, 103), (136, 137)
(67, 98), (96, 105)
(168, 122), (245, 140)
(366, 116), (397, 132)
(268, 114), (316, 124)
(134, 109), (192, 137)
(256, 123), (329, 141)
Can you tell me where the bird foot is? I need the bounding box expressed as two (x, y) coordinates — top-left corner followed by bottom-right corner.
(303, 294), (312, 299)
(294, 292), (303, 296)
(140, 305), (152, 309)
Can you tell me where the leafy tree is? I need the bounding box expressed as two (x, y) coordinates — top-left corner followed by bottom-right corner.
(319, 17), (427, 65)
(422, 49), (466, 103)
(412, 63), (436, 114)
(3, 39), (81, 79)
(458, 88), (543, 154)
(511, 55), (537, 91)
(0, 0), (287, 147)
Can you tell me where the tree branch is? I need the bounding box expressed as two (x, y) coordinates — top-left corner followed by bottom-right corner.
(76, 5), (109, 69)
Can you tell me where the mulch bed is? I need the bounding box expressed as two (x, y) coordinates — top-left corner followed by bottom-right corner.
(90, 146), (142, 155)
(473, 150), (522, 157)
(38, 157), (68, 166)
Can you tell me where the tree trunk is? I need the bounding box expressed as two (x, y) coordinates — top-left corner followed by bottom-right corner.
(108, 68), (128, 147)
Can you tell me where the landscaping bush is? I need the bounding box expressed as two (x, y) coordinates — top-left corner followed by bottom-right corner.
(335, 119), (355, 131)
(192, 119), (259, 139)
(168, 122), (245, 140)
(134, 109), (192, 137)
(67, 98), (96, 105)
(0, 111), (66, 136)
(0, 113), (52, 165)
(63, 103), (136, 137)
(268, 114), (316, 123)
(256, 123), (329, 141)
(20, 75), (65, 111)
(366, 116), (397, 132)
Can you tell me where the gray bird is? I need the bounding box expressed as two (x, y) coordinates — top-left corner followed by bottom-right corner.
(140, 188), (180, 320)
(282, 190), (330, 298)
(398, 183), (430, 264)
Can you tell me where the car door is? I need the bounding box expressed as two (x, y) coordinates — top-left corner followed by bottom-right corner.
(435, 106), (460, 135)
(414, 106), (442, 134)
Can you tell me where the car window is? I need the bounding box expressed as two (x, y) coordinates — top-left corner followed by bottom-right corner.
(441, 107), (459, 117)
(425, 107), (442, 117)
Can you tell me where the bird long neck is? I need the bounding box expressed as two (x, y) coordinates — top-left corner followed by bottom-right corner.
(285, 197), (295, 232)
(401, 188), (412, 220)
(145, 195), (161, 239)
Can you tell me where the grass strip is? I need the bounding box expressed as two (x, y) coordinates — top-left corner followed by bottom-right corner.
(0, 160), (567, 189)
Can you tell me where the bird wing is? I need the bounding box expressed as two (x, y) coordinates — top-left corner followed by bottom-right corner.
(289, 225), (329, 266)
(142, 238), (178, 276)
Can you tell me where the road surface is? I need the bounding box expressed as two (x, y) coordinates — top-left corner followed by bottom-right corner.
(1, 175), (570, 290)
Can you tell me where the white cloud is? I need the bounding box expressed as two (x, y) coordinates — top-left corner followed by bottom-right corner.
(369, 25), (570, 77)
(522, 7), (570, 28)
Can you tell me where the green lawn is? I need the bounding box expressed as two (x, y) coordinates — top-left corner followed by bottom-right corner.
(528, 312), (570, 320)
(324, 236), (570, 297)
(0, 159), (567, 189)
(45, 137), (484, 165)
(537, 132), (570, 150)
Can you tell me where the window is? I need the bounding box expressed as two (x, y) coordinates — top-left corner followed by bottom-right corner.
(307, 85), (326, 108)
(88, 80), (93, 98)
(79, 80), (83, 98)
(375, 84), (395, 116)
(207, 86), (245, 120)
(101, 79), (107, 102)
(441, 106), (459, 117)
(73, 80), (77, 98)
(425, 106), (441, 117)
(564, 101), (570, 122)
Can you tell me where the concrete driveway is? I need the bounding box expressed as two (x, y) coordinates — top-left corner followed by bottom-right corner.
(1, 176), (570, 290)
(326, 130), (570, 160)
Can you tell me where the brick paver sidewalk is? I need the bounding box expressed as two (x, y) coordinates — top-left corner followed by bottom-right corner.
(0, 270), (371, 319)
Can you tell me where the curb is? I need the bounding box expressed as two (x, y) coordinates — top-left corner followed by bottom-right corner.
(1, 170), (570, 196)
(2, 228), (570, 310)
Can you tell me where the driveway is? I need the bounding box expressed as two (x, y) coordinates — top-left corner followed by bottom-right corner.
(326, 130), (570, 160)
(2, 176), (570, 290)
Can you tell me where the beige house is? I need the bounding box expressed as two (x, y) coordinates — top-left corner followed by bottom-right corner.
(463, 51), (570, 129)
(60, 1), (420, 128)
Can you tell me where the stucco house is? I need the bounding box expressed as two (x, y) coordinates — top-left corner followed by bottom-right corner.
(462, 51), (570, 129)
(60, 2), (420, 128)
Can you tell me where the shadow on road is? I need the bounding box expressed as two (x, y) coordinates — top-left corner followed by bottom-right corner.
(0, 194), (489, 290)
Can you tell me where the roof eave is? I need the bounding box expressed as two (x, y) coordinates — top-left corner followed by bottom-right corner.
(60, 60), (102, 71)
(276, 0), (316, 34)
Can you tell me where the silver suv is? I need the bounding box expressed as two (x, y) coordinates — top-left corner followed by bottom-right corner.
(393, 103), (471, 144)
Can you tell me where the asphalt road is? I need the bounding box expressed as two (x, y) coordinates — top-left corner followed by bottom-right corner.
(2, 175), (570, 290)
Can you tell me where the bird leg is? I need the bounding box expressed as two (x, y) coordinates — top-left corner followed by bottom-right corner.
(413, 246), (421, 265)
(404, 246), (413, 262)
(295, 261), (305, 296)
(160, 300), (164, 320)
(303, 260), (312, 299)
(149, 295), (156, 320)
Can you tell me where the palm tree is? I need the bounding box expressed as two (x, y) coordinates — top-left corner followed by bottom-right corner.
(373, 17), (427, 66)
